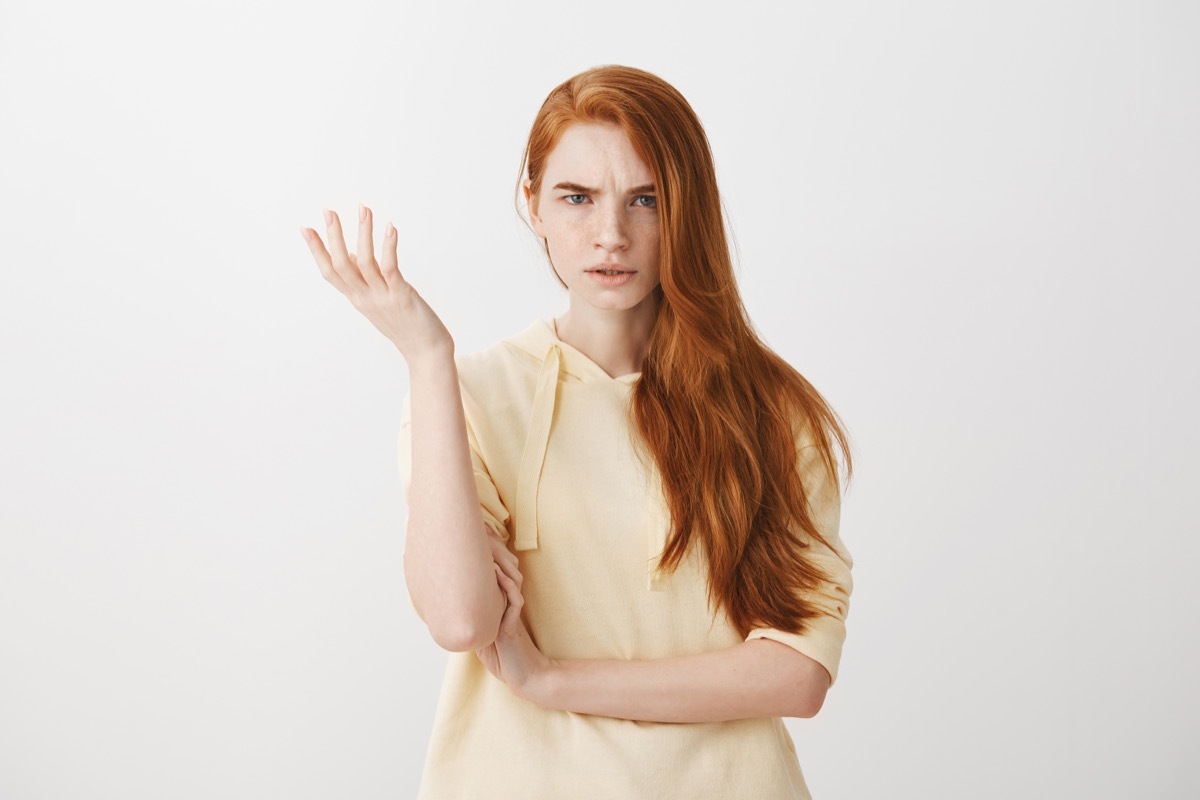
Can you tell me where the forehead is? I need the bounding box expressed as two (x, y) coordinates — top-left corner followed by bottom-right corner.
(542, 122), (653, 187)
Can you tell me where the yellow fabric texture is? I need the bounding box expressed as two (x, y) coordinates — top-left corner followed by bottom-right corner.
(396, 317), (853, 800)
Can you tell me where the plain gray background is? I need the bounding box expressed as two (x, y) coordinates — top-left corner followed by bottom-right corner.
(2, 1), (1197, 797)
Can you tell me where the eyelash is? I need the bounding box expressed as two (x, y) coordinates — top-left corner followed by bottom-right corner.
(564, 194), (657, 208)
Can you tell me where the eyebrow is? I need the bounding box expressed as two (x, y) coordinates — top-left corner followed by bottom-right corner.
(552, 181), (657, 195)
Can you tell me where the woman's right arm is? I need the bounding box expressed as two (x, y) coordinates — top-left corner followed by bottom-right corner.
(302, 205), (504, 652)
(403, 352), (507, 651)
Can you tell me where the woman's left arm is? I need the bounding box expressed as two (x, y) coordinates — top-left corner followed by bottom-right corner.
(475, 529), (832, 723)
(533, 638), (831, 723)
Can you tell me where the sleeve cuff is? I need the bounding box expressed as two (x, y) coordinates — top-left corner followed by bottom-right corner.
(746, 612), (848, 687)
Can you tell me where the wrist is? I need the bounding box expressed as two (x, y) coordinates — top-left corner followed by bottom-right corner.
(523, 656), (563, 708)
(405, 344), (456, 377)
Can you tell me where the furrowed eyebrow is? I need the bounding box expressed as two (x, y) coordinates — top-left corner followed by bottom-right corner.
(552, 182), (597, 194)
(552, 181), (657, 195)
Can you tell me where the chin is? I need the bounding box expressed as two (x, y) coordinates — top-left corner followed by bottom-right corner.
(574, 291), (658, 314)
(562, 269), (658, 304)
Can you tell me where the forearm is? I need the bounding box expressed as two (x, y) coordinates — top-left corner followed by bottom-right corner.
(402, 350), (504, 652)
(529, 638), (831, 723)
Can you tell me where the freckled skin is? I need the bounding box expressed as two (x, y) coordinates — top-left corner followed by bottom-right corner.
(524, 122), (662, 317)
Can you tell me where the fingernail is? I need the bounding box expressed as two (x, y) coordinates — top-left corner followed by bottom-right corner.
(323, 208), (333, 225)
(385, 222), (395, 239)
(299, 227), (309, 242)
(359, 203), (367, 222)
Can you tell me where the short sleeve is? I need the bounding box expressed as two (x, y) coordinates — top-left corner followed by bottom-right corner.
(745, 441), (854, 687)
(396, 385), (511, 544)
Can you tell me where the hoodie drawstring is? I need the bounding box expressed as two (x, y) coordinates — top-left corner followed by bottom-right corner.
(512, 333), (668, 591)
(514, 343), (561, 551)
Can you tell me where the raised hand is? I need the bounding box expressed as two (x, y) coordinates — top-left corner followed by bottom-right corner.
(301, 205), (453, 365)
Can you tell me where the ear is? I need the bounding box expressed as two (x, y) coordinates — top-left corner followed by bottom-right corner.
(523, 178), (545, 238)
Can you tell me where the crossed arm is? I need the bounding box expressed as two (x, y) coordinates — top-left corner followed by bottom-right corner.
(521, 638), (830, 723)
(397, 355), (836, 722)
(315, 203), (832, 723)
(474, 529), (833, 724)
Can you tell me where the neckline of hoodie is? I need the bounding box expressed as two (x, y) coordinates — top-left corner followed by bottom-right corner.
(542, 316), (643, 384)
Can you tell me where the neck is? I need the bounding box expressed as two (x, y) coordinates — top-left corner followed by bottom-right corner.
(554, 295), (660, 380)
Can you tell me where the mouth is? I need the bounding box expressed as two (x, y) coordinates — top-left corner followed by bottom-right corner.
(587, 267), (636, 276)
(586, 268), (637, 286)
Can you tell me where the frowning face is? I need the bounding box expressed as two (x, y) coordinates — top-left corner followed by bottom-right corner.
(525, 122), (662, 314)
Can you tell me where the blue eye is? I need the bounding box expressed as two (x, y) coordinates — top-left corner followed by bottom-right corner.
(633, 195), (657, 208)
(564, 194), (588, 204)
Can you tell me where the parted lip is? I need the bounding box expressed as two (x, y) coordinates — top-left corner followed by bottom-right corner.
(587, 263), (635, 272)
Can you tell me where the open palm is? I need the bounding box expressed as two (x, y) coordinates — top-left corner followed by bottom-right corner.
(300, 205), (453, 364)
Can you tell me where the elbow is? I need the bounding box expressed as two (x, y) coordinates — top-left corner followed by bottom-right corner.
(412, 583), (502, 652)
(428, 616), (500, 653)
(786, 659), (833, 719)
(751, 638), (835, 719)
(792, 684), (828, 718)
(403, 548), (502, 652)
(412, 595), (501, 651)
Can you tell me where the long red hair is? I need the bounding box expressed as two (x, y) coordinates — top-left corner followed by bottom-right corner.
(517, 65), (853, 637)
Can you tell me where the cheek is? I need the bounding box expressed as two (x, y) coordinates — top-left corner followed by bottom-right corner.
(541, 221), (575, 262)
(543, 215), (585, 250)
(644, 229), (662, 272)
(639, 223), (661, 252)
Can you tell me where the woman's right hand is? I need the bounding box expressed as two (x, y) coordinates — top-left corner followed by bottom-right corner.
(301, 205), (453, 365)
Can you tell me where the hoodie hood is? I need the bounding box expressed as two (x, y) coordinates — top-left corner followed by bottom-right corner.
(503, 317), (668, 590)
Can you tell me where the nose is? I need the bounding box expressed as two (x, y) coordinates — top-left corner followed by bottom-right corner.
(593, 200), (629, 252)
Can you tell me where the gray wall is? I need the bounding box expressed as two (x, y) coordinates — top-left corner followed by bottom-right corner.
(1, 1), (1195, 797)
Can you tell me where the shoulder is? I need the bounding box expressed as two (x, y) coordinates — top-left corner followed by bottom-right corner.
(453, 339), (512, 387)
(454, 335), (536, 395)
(452, 319), (549, 416)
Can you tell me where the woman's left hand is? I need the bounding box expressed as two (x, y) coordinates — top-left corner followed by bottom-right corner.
(474, 529), (555, 702)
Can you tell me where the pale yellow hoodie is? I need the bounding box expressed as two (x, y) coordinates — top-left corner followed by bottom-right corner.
(398, 316), (853, 800)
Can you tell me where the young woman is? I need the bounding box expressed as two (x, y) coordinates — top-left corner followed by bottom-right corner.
(301, 65), (854, 799)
